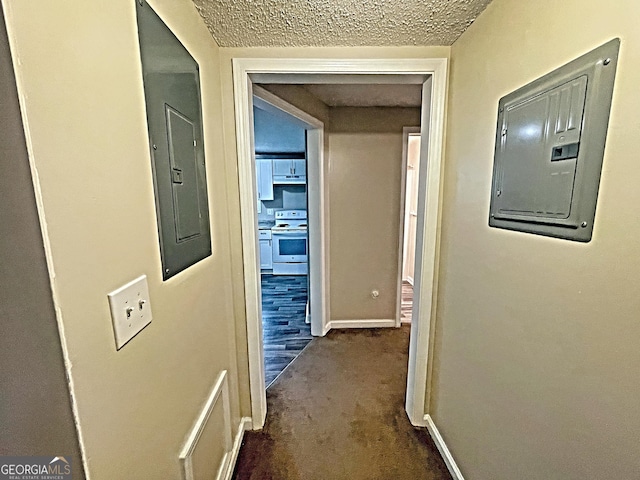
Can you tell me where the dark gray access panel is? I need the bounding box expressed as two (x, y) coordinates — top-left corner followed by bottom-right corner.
(489, 39), (620, 242)
(136, 0), (211, 279)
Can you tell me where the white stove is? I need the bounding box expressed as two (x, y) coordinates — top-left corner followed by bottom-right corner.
(272, 210), (307, 232)
(271, 210), (308, 275)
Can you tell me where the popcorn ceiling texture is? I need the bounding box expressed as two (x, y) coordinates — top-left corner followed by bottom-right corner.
(191, 0), (493, 47)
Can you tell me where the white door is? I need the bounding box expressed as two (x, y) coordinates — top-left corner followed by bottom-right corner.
(402, 134), (421, 284)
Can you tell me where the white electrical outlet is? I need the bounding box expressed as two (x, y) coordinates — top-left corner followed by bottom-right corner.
(107, 275), (152, 350)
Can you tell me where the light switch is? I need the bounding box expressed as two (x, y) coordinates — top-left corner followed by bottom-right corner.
(107, 275), (153, 350)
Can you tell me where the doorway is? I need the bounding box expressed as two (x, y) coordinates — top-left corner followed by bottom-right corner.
(232, 58), (448, 429)
(397, 127), (421, 325)
(253, 88), (316, 387)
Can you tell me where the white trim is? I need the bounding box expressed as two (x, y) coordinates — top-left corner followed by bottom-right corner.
(405, 276), (414, 286)
(305, 126), (327, 337)
(232, 57), (448, 430)
(324, 319), (396, 334)
(179, 370), (232, 480)
(425, 415), (465, 480)
(232, 65), (266, 427)
(396, 126), (421, 327)
(405, 66), (448, 425)
(220, 417), (252, 480)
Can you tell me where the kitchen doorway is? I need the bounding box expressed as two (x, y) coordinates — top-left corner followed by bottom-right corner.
(242, 84), (326, 422)
(233, 58), (448, 428)
(253, 94), (314, 388)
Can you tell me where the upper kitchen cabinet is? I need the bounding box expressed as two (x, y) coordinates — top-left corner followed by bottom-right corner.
(256, 158), (274, 201)
(273, 158), (306, 184)
(293, 159), (306, 177)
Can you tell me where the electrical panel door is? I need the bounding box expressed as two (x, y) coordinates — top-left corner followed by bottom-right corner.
(494, 76), (586, 220)
(137, 1), (211, 279)
(489, 39), (620, 242)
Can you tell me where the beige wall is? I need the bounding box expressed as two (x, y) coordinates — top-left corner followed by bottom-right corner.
(329, 107), (420, 320)
(432, 0), (640, 478)
(0, 4), (84, 468)
(3, 0), (241, 478)
(254, 87), (422, 321)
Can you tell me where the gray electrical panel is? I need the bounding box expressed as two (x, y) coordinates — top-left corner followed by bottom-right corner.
(136, 0), (211, 279)
(489, 39), (620, 242)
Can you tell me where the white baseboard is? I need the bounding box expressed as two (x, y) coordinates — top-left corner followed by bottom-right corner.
(404, 276), (414, 286)
(323, 319), (396, 334)
(220, 417), (252, 480)
(424, 414), (465, 480)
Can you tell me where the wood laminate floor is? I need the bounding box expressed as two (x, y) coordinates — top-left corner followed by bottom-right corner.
(261, 274), (313, 387)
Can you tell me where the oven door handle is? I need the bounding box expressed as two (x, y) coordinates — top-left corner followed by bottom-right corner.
(271, 231), (307, 238)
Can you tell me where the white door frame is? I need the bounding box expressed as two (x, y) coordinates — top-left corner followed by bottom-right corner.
(232, 57), (448, 429)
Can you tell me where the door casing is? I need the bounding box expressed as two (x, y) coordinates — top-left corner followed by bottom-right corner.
(232, 57), (449, 428)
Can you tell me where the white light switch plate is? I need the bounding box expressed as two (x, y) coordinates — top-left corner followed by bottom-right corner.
(107, 275), (152, 350)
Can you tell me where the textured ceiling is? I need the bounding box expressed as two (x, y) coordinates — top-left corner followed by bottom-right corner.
(301, 84), (423, 107)
(192, 0), (493, 47)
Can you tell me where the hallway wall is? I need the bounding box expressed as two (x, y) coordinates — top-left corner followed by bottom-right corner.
(246, 87), (422, 322)
(433, 0), (640, 478)
(328, 107), (420, 321)
(2, 0), (241, 477)
(0, 4), (84, 469)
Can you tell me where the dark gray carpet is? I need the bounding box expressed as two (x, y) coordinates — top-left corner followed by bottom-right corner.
(233, 327), (453, 480)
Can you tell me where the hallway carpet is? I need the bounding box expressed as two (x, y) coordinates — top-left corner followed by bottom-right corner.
(232, 327), (452, 480)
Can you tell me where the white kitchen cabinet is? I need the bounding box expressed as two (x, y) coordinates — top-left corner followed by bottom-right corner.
(258, 230), (273, 270)
(272, 159), (291, 177)
(272, 158), (306, 184)
(256, 159), (274, 201)
(292, 159), (306, 177)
